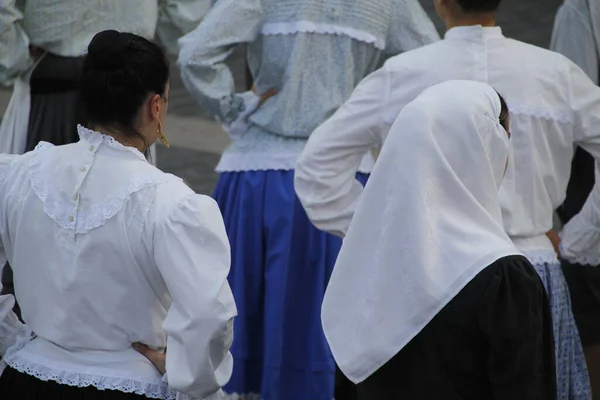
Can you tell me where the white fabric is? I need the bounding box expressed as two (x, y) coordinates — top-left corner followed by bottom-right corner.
(0, 78), (29, 155)
(551, 0), (600, 84)
(322, 80), (519, 383)
(0, 0), (211, 84)
(0, 53), (43, 156)
(295, 26), (600, 252)
(0, 126), (236, 399)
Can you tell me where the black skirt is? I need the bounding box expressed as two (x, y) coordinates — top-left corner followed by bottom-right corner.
(25, 53), (85, 151)
(356, 255), (557, 400)
(0, 367), (149, 399)
(561, 260), (600, 347)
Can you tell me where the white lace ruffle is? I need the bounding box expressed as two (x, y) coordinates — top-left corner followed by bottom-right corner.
(224, 393), (261, 400)
(521, 249), (560, 266)
(216, 149), (375, 173)
(261, 21), (385, 50)
(560, 243), (600, 266)
(27, 128), (180, 234)
(3, 351), (177, 400)
(509, 104), (573, 124)
(77, 125), (147, 161)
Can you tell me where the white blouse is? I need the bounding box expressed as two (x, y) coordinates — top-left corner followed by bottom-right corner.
(295, 26), (600, 262)
(0, 126), (236, 400)
(0, 0), (212, 84)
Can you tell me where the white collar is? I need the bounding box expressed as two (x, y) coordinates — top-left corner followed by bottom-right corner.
(77, 125), (148, 162)
(444, 25), (504, 40)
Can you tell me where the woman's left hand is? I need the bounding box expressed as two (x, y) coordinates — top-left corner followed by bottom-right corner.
(133, 343), (166, 375)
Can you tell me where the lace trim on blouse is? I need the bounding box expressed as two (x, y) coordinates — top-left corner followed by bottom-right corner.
(27, 127), (180, 234)
(509, 104), (574, 124)
(261, 21), (385, 50)
(216, 148), (375, 173)
(521, 249), (560, 266)
(2, 350), (177, 400)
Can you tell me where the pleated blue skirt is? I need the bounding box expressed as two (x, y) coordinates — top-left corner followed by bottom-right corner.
(214, 170), (367, 400)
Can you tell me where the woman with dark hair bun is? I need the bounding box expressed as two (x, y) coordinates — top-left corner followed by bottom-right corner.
(0, 30), (236, 400)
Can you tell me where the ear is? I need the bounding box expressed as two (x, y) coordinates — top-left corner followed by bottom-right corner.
(148, 94), (162, 122)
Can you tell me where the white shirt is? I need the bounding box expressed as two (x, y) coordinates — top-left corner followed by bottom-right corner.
(295, 25), (600, 260)
(0, 126), (236, 400)
(0, 0), (212, 84)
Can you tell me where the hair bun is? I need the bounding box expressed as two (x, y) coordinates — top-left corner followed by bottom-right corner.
(87, 30), (130, 70)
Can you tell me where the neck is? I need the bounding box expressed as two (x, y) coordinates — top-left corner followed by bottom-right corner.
(91, 124), (147, 154)
(444, 13), (496, 30)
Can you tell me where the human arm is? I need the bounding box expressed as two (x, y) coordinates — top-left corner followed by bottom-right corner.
(294, 66), (391, 237)
(384, 0), (440, 56)
(156, 0), (212, 56)
(560, 162), (600, 265)
(551, 1), (598, 84)
(561, 63), (600, 259)
(153, 193), (236, 398)
(0, 0), (31, 85)
(0, 154), (33, 360)
(177, 0), (263, 126)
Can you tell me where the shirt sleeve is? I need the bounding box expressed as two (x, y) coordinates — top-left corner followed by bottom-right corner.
(294, 65), (391, 237)
(384, 0), (440, 56)
(551, 2), (599, 84)
(177, 0), (263, 125)
(156, 0), (212, 56)
(153, 193), (236, 399)
(560, 162), (600, 265)
(0, 154), (33, 360)
(0, 0), (31, 85)
(561, 63), (600, 262)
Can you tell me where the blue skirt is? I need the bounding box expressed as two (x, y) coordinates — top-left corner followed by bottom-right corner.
(214, 170), (367, 400)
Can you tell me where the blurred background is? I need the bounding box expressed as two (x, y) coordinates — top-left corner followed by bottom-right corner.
(0, 0), (563, 195)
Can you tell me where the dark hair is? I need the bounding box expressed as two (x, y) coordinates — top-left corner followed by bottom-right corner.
(455, 0), (502, 13)
(496, 91), (510, 136)
(81, 30), (170, 149)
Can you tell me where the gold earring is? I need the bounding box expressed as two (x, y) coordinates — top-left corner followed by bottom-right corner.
(157, 122), (170, 148)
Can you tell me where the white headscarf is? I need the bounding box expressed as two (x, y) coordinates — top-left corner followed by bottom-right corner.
(322, 80), (521, 384)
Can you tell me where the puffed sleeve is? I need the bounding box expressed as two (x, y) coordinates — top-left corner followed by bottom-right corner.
(0, 154), (33, 364)
(156, 0), (212, 56)
(0, 0), (31, 85)
(153, 192), (236, 399)
(177, 0), (263, 126)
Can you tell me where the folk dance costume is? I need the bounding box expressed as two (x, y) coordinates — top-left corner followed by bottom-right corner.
(0, 126), (236, 399)
(0, 0), (210, 316)
(551, 0), (600, 349)
(177, 0), (439, 398)
(322, 80), (556, 399)
(296, 25), (600, 399)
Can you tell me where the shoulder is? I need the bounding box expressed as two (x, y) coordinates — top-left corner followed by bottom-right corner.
(151, 180), (220, 221)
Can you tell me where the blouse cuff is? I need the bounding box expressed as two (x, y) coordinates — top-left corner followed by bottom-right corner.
(218, 91), (260, 140)
(0, 308), (34, 357)
(560, 201), (600, 266)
